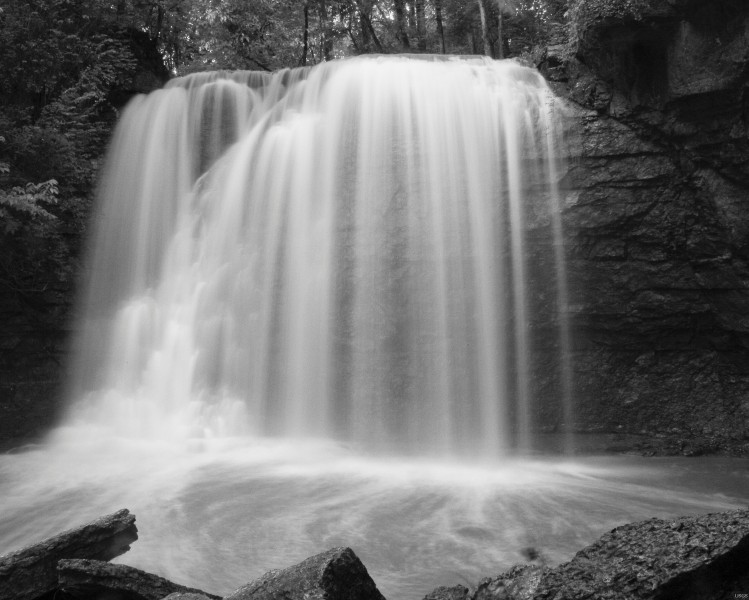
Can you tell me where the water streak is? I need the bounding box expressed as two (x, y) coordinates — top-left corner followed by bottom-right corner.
(68, 55), (569, 457)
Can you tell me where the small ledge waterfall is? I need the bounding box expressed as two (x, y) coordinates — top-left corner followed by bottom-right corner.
(68, 55), (571, 458)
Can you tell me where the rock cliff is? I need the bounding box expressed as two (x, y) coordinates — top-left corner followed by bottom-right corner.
(536, 0), (749, 454)
(0, 29), (168, 448)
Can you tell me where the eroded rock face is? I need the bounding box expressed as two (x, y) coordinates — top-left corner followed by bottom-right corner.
(57, 559), (221, 600)
(569, 0), (749, 110)
(225, 547), (386, 600)
(424, 508), (749, 600)
(531, 0), (749, 454)
(535, 509), (749, 600)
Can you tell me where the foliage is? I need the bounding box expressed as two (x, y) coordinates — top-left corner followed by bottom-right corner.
(0, 0), (145, 305)
(95, 0), (572, 72)
(0, 131), (73, 299)
(566, 0), (649, 36)
(499, 0), (568, 53)
(176, 0), (306, 71)
(568, 0), (648, 21)
(0, 0), (571, 308)
(0, 180), (59, 235)
(0, 134), (57, 232)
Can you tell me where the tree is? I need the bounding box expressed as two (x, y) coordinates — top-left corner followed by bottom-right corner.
(0, 0), (157, 318)
(414, 0), (427, 49)
(477, 0), (491, 55)
(434, 0), (446, 53)
(392, 0), (411, 49)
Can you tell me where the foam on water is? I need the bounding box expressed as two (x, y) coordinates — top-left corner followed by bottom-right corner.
(1, 436), (746, 598)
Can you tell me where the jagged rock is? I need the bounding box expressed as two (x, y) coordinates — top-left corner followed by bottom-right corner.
(224, 547), (385, 600)
(57, 559), (220, 600)
(473, 566), (546, 600)
(568, 0), (749, 108)
(423, 585), (470, 600)
(523, 0), (749, 454)
(161, 594), (215, 600)
(0, 509), (138, 600)
(428, 509), (749, 600)
(534, 508), (749, 599)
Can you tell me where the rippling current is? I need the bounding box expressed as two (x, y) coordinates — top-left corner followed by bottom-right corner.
(1, 433), (746, 598)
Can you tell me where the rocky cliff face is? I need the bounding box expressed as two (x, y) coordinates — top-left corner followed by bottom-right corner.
(0, 258), (72, 449)
(540, 0), (749, 454)
(0, 31), (168, 449)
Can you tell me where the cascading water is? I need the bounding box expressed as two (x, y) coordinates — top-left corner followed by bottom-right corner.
(4, 56), (745, 600)
(67, 55), (572, 456)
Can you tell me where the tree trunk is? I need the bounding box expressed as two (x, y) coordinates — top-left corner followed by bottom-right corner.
(497, 7), (504, 58)
(156, 4), (164, 41)
(477, 0), (491, 57)
(301, 1), (310, 65)
(58, 559), (221, 600)
(435, 0), (446, 54)
(408, 1), (416, 40)
(318, 0), (333, 61)
(360, 0), (371, 50)
(353, 0), (384, 53)
(393, 0), (410, 49)
(415, 0), (427, 51)
(361, 11), (384, 53)
(345, 10), (362, 52)
(0, 509), (138, 600)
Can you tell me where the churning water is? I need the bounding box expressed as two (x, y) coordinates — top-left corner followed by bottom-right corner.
(1, 56), (746, 599)
(0, 438), (747, 598)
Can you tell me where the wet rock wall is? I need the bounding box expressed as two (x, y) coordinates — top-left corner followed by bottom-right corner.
(542, 0), (749, 454)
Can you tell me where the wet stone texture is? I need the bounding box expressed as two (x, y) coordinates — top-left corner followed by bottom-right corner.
(529, 0), (749, 455)
(424, 508), (749, 600)
(225, 547), (386, 600)
(0, 279), (72, 448)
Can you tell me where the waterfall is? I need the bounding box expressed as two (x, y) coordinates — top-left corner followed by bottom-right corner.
(66, 55), (570, 458)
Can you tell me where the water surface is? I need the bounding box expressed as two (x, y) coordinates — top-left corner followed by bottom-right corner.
(1, 433), (745, 599)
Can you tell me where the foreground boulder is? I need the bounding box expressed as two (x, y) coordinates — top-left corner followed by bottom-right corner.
(225, 547), (385, 600)
(0, 509), (138, 600)
(535, 508), (749, 599)
(57, 559), (220, 600)
(426, 509), (749, 600)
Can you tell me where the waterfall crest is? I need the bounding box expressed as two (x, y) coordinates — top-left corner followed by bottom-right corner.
(67, 55), (570, 457)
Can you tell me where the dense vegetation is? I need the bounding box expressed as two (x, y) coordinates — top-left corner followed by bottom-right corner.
(0, 0), (572, 309)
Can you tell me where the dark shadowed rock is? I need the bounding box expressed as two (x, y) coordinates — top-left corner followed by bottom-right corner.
(568, 0), (749, 111)
(57, 559), (220, 600)
(0, 509), (138, 600)
(161, 594), (215, 600)
(423, 585), (470, 600)
(525, 0), (749, 455)
(225, 547), (386, 600)
(428, 509), (749, 600)
(535, 508), (749, 599)
(473, 566), (546, 600)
